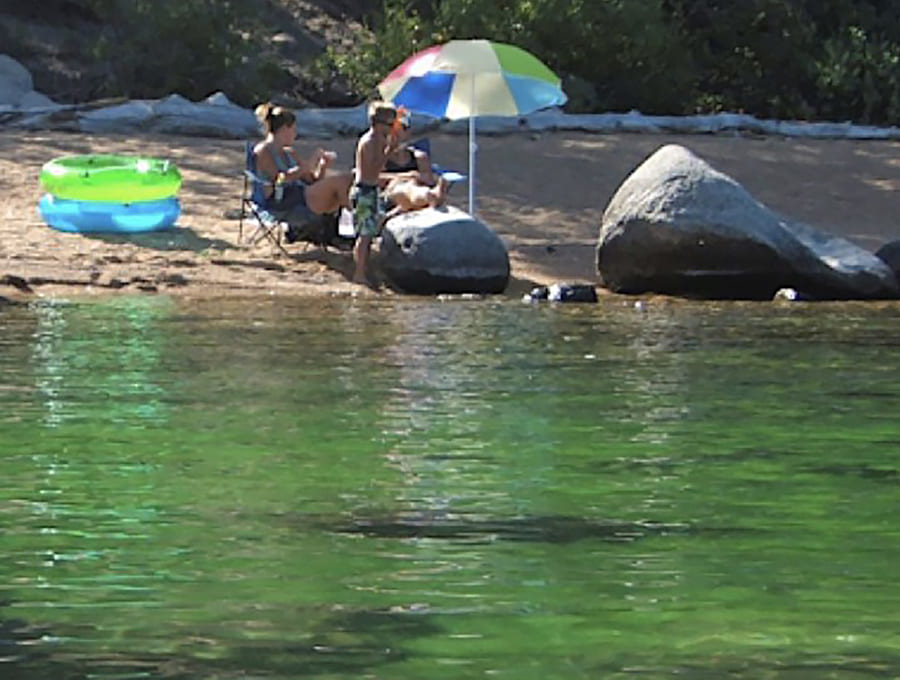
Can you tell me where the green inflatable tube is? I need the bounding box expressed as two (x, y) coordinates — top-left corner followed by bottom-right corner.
(39, 154), (182, 202)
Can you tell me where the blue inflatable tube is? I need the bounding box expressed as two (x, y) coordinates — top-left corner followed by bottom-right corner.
(39, 194), (180, 233)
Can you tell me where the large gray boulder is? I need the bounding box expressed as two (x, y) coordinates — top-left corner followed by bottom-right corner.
(380, 206), (510, 295)
(596, 144), (899, 300)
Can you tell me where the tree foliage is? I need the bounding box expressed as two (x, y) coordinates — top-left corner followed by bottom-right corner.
(319, 0), (436, 100)
(11, 0), (900, 125)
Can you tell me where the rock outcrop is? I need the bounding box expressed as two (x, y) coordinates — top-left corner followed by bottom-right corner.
(596, 144), (899, 300)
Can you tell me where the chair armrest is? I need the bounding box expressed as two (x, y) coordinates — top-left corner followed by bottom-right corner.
(432, 164), (466, 183)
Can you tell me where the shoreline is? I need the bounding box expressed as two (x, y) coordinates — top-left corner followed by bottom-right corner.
(2, 129), (898, 303)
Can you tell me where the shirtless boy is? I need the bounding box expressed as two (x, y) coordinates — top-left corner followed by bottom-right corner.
(351, 101), (397, 285)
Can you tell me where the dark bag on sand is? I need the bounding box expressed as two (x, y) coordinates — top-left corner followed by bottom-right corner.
(525, 283), (598, 303)
(270, 184), (349, 249)
(285, 212), (353, 251)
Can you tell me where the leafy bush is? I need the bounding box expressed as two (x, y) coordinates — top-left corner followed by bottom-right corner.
(815, 25), (900, 123)
(317, 0), (436, 99)
(325, 0), (696, 114)
(664, 0), (820, 118)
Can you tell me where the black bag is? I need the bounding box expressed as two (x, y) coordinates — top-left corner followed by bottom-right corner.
(285, 212), (353, 251)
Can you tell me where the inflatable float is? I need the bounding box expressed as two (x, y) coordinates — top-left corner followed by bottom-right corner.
(38, 194), (181, 233)
(38, 154), (182, 233)
(40, 155), (181, 202)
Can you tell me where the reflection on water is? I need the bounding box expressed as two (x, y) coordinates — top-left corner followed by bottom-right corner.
(31, 297), (172, 427)
(1, 295), (899, 679)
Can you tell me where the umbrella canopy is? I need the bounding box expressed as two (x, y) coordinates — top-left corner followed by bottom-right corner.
(379, 39), (566, 119)
(378, 39), (567, 213)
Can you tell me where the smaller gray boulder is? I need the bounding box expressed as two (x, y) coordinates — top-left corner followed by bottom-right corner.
(379, 206), (510, 295)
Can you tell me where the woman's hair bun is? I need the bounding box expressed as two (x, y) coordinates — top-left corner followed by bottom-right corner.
(255, 102), (296, 133)
(254, 102), (275, 124)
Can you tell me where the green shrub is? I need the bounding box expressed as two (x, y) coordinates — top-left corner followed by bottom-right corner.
(665, 0), (820, 119)
(326, 0), (696, 115)
(318, 0), (436, 99)
(815, 25), (900, 124)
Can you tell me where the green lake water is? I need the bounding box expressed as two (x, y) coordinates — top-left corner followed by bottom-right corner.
(1, 294), (898, 679)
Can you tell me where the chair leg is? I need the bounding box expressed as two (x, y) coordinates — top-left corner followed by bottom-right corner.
(239, 179), (249, 244)
(263, 220), (292, 258)
(269, 227), (292, 258)
(242, 202), (291, 257)
(253, 222), (291, 258)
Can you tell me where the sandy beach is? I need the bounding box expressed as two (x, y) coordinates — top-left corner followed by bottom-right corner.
(1, 128), (898, 301)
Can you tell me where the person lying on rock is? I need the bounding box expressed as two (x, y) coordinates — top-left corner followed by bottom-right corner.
(382, 174), (449, 218)
(253, 102), (352, 236)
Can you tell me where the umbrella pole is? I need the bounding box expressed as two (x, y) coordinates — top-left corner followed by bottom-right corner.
(468, 74), (477, 215)
(468, 115), (476, 215)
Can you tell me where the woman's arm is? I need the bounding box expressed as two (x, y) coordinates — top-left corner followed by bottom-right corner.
(294, 148), (337, 183)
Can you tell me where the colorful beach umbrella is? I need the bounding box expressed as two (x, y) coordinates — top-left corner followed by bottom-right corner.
(378, 39), (567, 213)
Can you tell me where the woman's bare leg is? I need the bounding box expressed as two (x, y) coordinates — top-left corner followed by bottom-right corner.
(305, 172), (352, 214)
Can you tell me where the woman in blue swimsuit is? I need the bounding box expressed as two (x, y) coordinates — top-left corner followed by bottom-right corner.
(253, 103), (352, 223)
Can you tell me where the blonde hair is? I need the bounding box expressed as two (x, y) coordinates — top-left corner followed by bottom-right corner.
(368, 101), (397, 127)
(254, 102), (296, 135)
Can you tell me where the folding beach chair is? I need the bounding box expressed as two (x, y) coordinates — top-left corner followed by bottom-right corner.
(239, 141), (291, 256)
